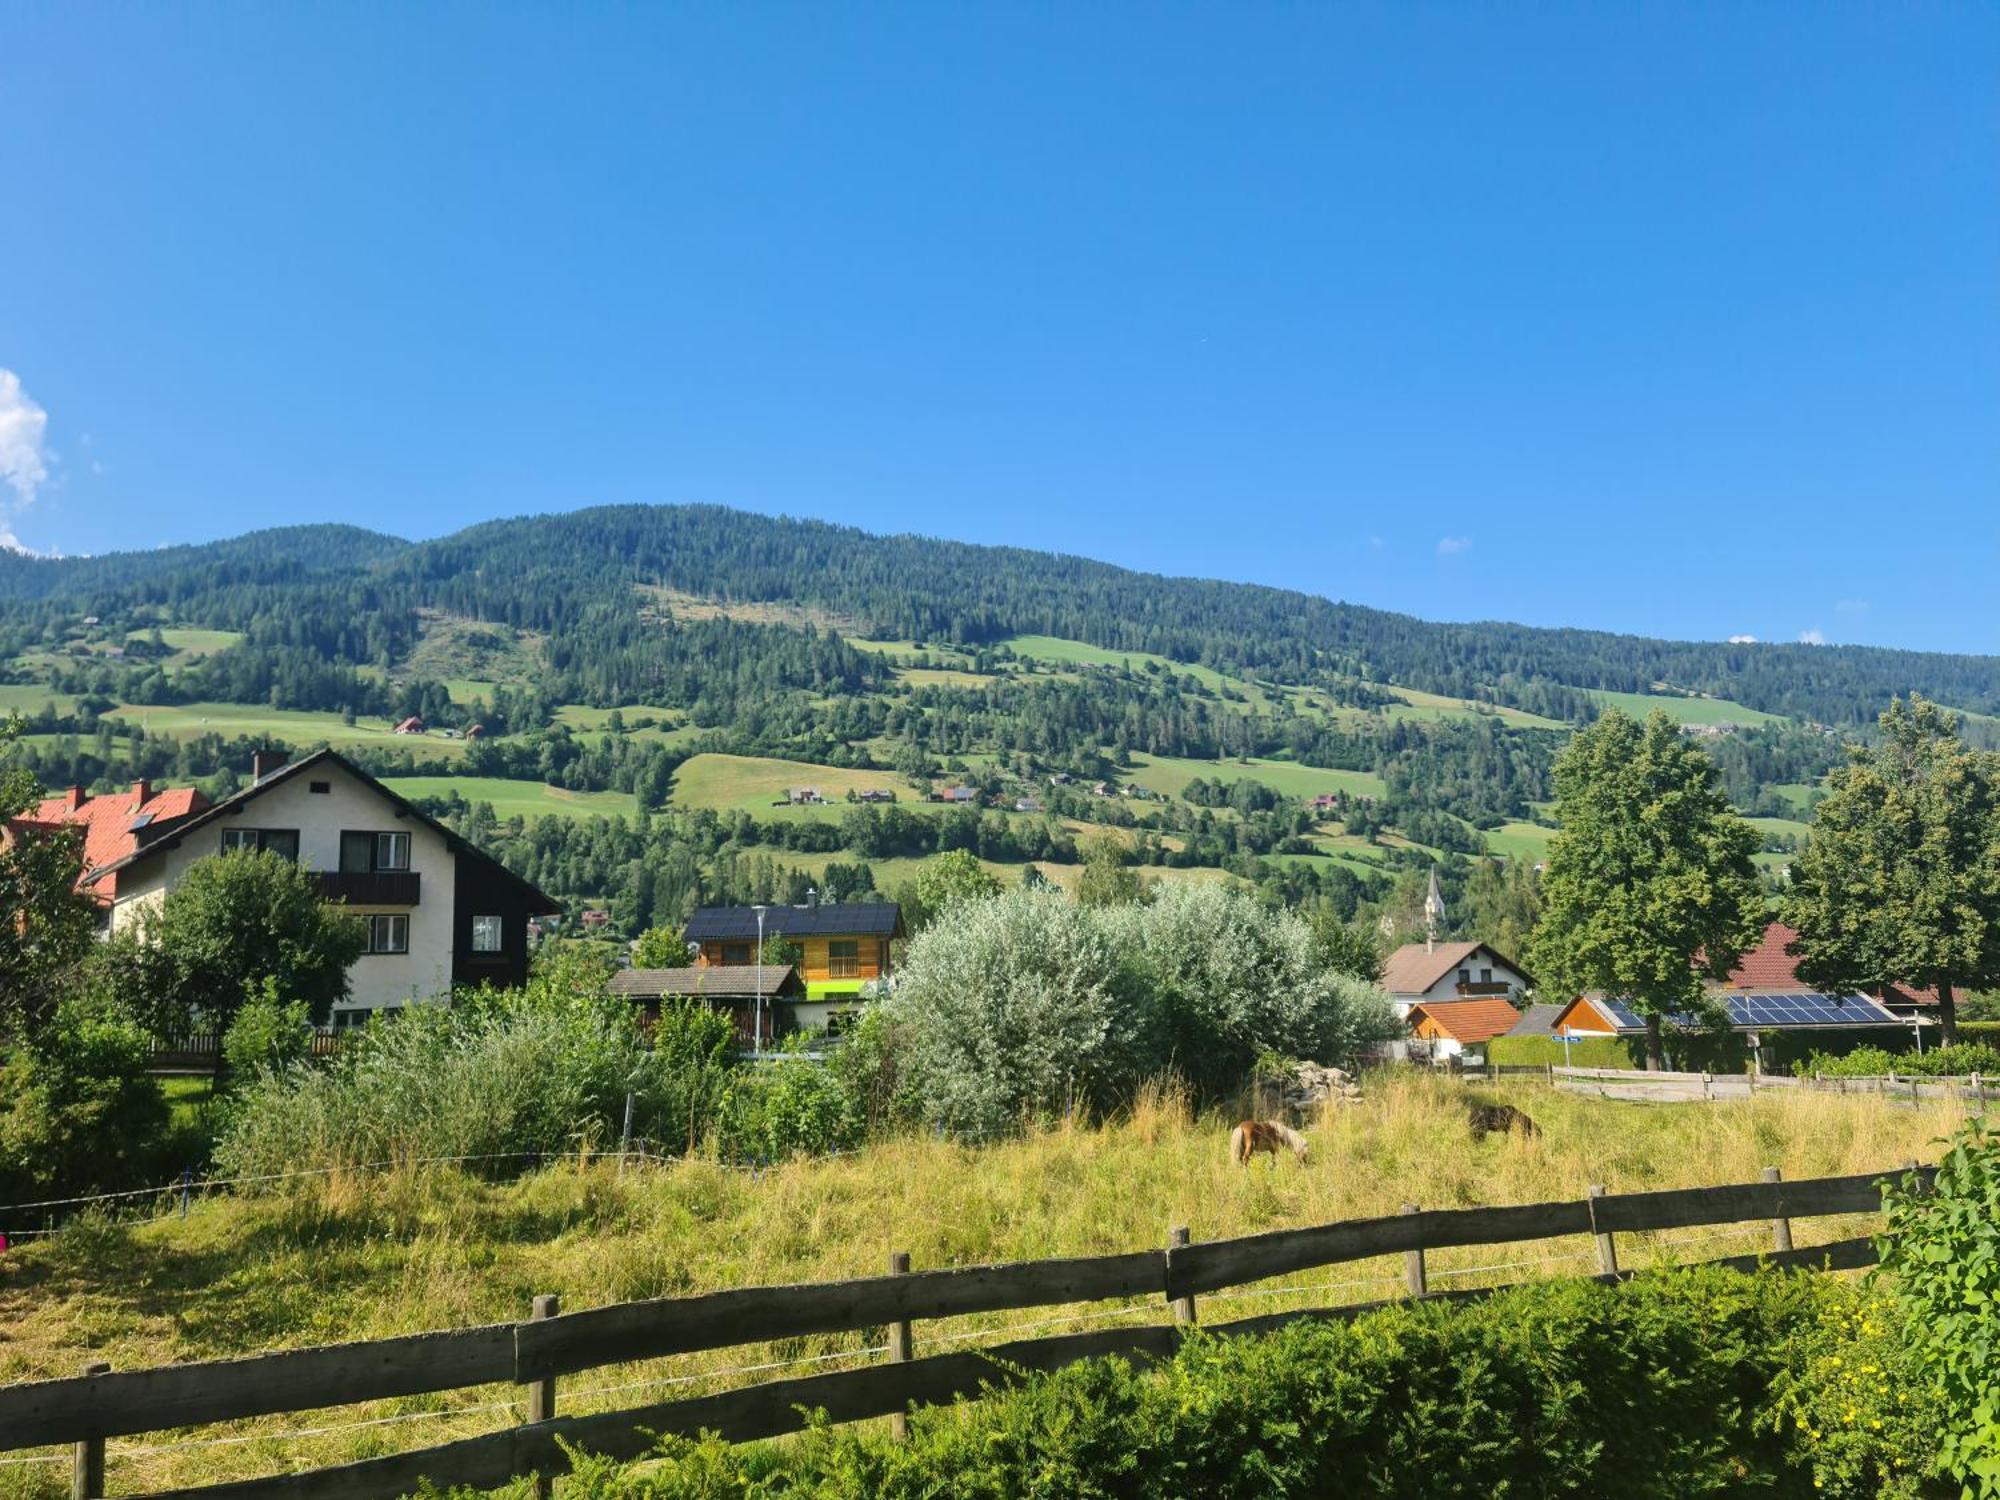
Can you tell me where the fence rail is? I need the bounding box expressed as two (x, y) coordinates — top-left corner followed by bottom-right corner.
(147, 1032), (342, 1070)
(1548, 1064), (1998, 1106)
(0, 1162), (1929, 1500)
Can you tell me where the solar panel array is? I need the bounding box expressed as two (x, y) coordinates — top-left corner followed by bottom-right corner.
(1728, 991), (1901, 1028)
(1582, 991), (1902, 1032)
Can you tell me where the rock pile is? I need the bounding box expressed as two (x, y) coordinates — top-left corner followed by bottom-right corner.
(1285, 1062), (1365, 1111)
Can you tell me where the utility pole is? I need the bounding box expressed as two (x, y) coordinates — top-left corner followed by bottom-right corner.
(752, 904), (769, 1056)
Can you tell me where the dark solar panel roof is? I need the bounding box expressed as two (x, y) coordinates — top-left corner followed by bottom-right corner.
(1588, 991), (1904, 1032)
(683, 902), (903, 941)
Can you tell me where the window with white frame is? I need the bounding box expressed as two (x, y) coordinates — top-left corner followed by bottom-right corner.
(471, 914), (503, 953)
(365, 914), (409, 955)
(376, 832), (411, 871)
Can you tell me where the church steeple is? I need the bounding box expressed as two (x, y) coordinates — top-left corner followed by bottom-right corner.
(1423, 866), (1445, 953)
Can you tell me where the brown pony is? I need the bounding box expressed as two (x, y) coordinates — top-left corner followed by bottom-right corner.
(1468, 1102), (1540, 1142)
(1230, 1119), (1310, 1165)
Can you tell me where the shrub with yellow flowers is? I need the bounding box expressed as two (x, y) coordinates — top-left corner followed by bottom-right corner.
(1766, 1279), (1946, 1498)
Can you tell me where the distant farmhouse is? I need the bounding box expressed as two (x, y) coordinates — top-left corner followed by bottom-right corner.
(1381, 940), (1534, 1021)
(679, 897), (905, 1033)
(29, 748), (559, 1025)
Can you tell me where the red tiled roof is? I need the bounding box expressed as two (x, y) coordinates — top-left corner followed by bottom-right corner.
(15, 782), (211, 900)
(1722, 920), (1940, 1007)
(1406, 997), (1523, 1045)
(1722, 921), (1806, 988)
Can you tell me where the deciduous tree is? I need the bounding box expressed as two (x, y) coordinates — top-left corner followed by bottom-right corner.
(1783, 695), (2000, 1045)
(1529, 710), (1763, 1070)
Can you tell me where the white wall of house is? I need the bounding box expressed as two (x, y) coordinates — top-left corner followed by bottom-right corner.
(108, 762), (457, 1015)
(1388, 947), (1533, 1019)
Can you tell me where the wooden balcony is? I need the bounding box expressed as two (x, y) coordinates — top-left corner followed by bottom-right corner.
(1455, 981), (1512, 996)
(314, 871), (421, 906)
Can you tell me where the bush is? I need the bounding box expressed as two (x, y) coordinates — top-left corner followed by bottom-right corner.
(886, 889), (1147, 1138)
(220, 980), (314, 1084)
(0, 1004), (171, 1203)
(1103, 883), (1400, 1101)
(718, 1046), (864, 1164)
(1801, 1041), (2000, 1079)
(1879, 1121), (2000, 1493)
(885, 886), (1401, 1136)
(497, 1268), (1934, 1499)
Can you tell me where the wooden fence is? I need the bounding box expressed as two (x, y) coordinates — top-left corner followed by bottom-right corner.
(1550, 1064), (2000, 1106)
(0, 1163), (1928, 1500)
(147, 1031), (342, 1072)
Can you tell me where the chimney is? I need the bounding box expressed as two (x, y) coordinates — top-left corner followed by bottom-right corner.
(131, 778), (152, 808)
(805, 887), (818, 910)
(65, 786), (87, 812)
(252, 750), (288, 782)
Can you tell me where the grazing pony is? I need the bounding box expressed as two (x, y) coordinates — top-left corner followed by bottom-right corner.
(1467, 1102), (1540, 1143)
(1230, 1119), (1310, 1166)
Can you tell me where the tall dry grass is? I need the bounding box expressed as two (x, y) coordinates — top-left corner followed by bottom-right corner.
(0, 1075), (1964, 1497)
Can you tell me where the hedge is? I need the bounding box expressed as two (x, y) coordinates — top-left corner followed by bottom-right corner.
(1486, 1034), (1636, 1069)
(496, 1267), (1942, 1500)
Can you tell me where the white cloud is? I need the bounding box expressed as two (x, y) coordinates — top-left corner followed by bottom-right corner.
(1727, 634), (1758, 644)
(1798, 627), (1826, 646)
(0, 369), (51, 553)
(1436, 536), (1472, 556)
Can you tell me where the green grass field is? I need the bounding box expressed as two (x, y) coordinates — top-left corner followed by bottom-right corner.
(0, 1080), (1952, 1494)
(1483, 821), (1556, 862)
(379, 775), (639, 820)
(1381, 686), (1568, 731)
(845, 638), (976, 666)
(898, 667), (998, 690)
(1765, 783), (1824, 815)
(1002, 635), (1268, 706)
(1584, 689), (1784, 727)
(1121, 751), (1386, 802)
(126, 627), (244, 668)
(669, 753), (910, 812)
(1746, 815), (1812, 842)
(0, 682), (82, 715)
(102, 703), (468, 759)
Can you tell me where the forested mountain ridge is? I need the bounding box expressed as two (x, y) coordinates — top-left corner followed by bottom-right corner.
(4, 504), (1996, 726)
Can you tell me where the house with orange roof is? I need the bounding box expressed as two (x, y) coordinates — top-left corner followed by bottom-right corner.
(7, 778), (213, 910)
(1404, 997), (1525, 1059)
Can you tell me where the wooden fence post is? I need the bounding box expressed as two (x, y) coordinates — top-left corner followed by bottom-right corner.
(70, 1361), (108, 1500)
(1702, 1070), (1713, 1102)
(1168, 1227), (1196, 1327)
(525, 1295), (558, 1500)
(887, 1251), (912, 1440)
(1588, 1185), (1619, 1277)
(1761, 1166), (1793, 1254)
(1401, 1205), (1427, 1298)
(1974, 1072), (1985, 1111)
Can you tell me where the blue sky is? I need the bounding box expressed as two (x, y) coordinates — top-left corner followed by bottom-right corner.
(3, 5), (1995, 652)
